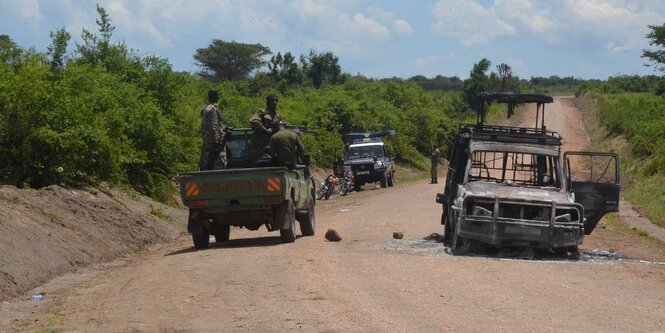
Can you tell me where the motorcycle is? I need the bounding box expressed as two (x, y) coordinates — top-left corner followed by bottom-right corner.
(316, 175), (339, 200)
(338, 170), (354, 196)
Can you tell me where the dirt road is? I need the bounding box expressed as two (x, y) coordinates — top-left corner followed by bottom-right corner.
(10, 97), (665, 332)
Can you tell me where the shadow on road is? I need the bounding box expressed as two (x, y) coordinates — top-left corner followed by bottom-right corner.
(165, 235), (302, 256)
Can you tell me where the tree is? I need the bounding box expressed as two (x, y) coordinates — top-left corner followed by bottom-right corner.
(301, 50), (342, 88)
(194, 39), (271, 82)
(76, 4), (115, 66)
(47, 28), (71, 71)
(268, 51), (304, 88)
(0, 35), (22, 65)
(642, 23), (665, 73)
(463, 58), (492, 113)
(496, 63), (512, 91)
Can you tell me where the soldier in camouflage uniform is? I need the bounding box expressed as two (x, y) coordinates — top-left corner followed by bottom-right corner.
(249, 95), (282, 164)
(430, 146), (441, 184)
(199, 89), (226, 170)
(270, 124), (305, 167)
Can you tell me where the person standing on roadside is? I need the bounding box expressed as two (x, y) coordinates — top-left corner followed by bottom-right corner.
(249, 94), (282, 164)
(199, 89), (225, 170)
(430, 146), (441, 184)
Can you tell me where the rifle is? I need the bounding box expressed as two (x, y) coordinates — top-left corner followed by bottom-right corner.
(280, 122), (318, 134)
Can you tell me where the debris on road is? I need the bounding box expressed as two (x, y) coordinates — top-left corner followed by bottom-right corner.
(325, 229), (342, 242)
(590, 248), (619, 259)
(393, 232), (403, 239)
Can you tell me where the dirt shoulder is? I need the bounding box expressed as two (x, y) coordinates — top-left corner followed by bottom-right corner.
(0, 184), (188, 302)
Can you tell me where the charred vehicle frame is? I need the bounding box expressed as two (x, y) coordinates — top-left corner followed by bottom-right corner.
(436, 93), (620, 253)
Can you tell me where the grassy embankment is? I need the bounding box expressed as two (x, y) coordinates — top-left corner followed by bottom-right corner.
(576, 93), (665, 247)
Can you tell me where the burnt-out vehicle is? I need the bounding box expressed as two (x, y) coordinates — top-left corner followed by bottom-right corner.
(436, 93), (620, 253)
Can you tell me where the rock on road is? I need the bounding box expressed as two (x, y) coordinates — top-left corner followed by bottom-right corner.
(13, 97), (665, 332)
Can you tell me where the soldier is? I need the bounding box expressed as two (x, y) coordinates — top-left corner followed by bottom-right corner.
(270, 124), (305, 167)
(430, 146), (441, 184)
(199, 89), (225, 170)
(250, 94), (282, 164)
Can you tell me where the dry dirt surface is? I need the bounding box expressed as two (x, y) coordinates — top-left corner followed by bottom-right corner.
(3, 96), (665, 332)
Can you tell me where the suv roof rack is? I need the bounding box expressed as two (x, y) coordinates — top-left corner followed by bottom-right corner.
(343, 130), (396, 143)
(460, 124), (562, 146)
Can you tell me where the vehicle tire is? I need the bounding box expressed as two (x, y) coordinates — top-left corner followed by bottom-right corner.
(380, 172), (388, 188)
(213, 225), (230, 243)
(387, 170), (395, 187)
(192, 229), (210, 249)
(280, 200), (297, 243)
(315, 187), (325, 200)
(448, 210), (469, 255)
(353, 181), (362, 192)
(299, 198), (316, 236)
(324, 189), (331, 200)
(442, 209), (453, 245)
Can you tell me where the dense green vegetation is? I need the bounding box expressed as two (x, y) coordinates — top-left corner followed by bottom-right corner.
(1, 5), (663, 212)
(0, 6), (465, 202)
(578, 92), (665, 227)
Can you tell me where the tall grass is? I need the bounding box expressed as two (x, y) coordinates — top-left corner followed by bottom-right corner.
(578, 92), (665, 227)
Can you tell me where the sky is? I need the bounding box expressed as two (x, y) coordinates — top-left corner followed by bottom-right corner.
(1, 0), (664, 80)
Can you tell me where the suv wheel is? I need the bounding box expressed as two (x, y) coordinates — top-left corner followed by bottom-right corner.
(380, 172), (388, 188)
(387, 170), (395, 187)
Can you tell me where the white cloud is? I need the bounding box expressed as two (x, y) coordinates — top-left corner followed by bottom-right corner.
(430, 0), (665, 54)
(292, 0), (327, 19)
(606, 41), (635, 54)
(106, 1), (172, 47)
(4, 0), (41, 21)
(431, 0), (516, 45)
(366, 7), (413, 36)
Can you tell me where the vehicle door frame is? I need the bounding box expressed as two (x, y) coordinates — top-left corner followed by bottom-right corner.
(564, 151), (620, 235)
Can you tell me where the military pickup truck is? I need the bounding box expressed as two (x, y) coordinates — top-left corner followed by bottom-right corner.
(179, 128), (316, 249)
(342, 130), (396, 191)
(436, 93), (620, 254)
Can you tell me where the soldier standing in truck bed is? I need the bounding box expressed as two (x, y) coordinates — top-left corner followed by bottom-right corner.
(250, 95), (282, 164)
(199, 89), (225, 170)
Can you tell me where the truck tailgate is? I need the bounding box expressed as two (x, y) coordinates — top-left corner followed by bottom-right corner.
(179, 167), (286, 208)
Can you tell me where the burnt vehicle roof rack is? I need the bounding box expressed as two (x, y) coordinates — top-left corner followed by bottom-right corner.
(478, 92), (553, 131)
(459, 124), (562, 146)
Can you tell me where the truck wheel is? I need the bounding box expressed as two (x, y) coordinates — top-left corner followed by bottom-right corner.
(387, 170), (395, 187)
(214, 225), (230, 243)
(299, 199), (316, 236)
(280, 200), (297, 243)
(380, 172), (388, 188)
(353, 181), (362, 192)
(192, 229), (210, 249)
